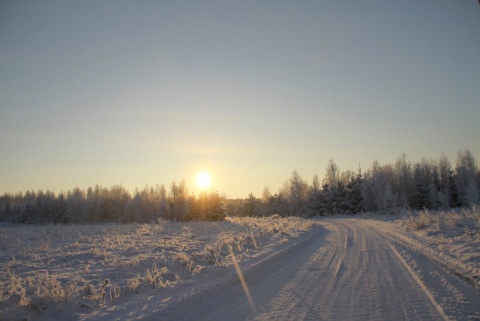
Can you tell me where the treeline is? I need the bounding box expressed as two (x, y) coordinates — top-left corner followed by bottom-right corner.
(1, 149), (479, 223)
(230, 149), (480, 217)
(0, 181), (226, 224)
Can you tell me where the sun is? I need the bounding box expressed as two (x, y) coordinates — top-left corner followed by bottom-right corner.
(196, 171), (212, 189)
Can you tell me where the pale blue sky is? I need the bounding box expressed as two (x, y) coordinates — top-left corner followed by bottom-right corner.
(1, 1), (479, 198)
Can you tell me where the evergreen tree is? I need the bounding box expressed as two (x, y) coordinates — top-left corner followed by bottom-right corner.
(414, 182), (431, 210)
(307, 175), (322, 217)
(204, 191), (226, 221)
(351, 168), (364, 213)
(316, 180), (330, 216)
(394, 153), (415, 208)
(243, 193), (260, 217)
(465, 180), (480, 206)
(270, 193), (289, 217)
(320, 179), (337, 215)
(336, 181), (348, 213)
(448, 171), (461, 208)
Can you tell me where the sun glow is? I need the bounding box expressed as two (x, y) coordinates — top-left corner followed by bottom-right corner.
(196, 171), (212, 189)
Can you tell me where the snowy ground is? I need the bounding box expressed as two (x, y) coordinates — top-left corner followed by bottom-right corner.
(1, 209), (479, 321)
(369, 206), (480, 287)
(0, 217), (314, 321)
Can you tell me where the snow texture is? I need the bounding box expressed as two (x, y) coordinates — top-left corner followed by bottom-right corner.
(1, 210), (479, 321)
(0, 217), (313, 320)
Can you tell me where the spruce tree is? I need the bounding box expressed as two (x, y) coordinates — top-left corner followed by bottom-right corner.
(448, 171), (461, 208)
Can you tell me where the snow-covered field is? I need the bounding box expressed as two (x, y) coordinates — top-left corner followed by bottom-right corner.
(0, 217), (314, 321)
(1, 208), (479, 321)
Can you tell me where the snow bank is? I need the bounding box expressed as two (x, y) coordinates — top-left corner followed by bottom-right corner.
(371, 206), (480, 286)
(0, 216), (314, 321)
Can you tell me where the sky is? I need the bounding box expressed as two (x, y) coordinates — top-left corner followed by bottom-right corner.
(1, 0), (479, 198)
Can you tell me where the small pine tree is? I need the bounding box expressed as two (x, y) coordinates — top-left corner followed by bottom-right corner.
(243, 193), (260, 217)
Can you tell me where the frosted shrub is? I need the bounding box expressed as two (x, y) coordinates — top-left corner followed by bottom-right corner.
(83, 282), (95, 297)
(125, 277), (142, 294)
(31, 272), (65, 302)
(401, 207), (479, 237)
(1, 274), (28, 306)
(202, 245), (218, 265)
(145, 263), (170, 289)
(445, 212), (467, 228)
(102, 280), (122, 304)
(172, 252), (191, 266)
(404, 210), (438, 231)
(83, 279), (121, 305)
(173, 252), (204, 275)
(125, 266), (176, 295)
(444, 206), (479, 231)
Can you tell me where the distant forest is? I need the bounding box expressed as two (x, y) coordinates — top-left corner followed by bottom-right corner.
(1, 149), (479, 224)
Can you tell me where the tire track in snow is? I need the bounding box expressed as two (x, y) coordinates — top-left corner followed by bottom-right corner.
(155, 219), (448, 321)
(154, 228), (327, 321)
(371, 220), (480, 286)
(327, 223), (349, 293)
(310, 220), (444, 321)
(387, 242), (448, 320)
(370, 221), (480, 321)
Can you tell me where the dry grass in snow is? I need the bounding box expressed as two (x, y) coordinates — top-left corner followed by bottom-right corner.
(0, 216), (314, 320)
(395, 206), (480, 285)
(400, 206), (480, 237)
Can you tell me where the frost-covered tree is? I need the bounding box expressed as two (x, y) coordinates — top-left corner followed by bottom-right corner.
(370, 161), (395, 211)
(189, 191), (226, 221)
(316, 160), (344, 215)
(66, 188), (87, 222)
(448, 171), (461, 208)
(307, 175), (322, 217)
(287, 170), (309, 216)
(434, 153), (451, 209)
(124, 186), (160, 223)
(350, 167), (364, 213)
(261, 186), (272, 203)
(325, 159), (339, 188)
(427, 166), (441, 210)
(393, 153), (415, 208)
(157, 184), (169, 220)
(336, 181), (349, 213)
(259, 186), (274, 216)
(169, 180), (188, 222)
(412, 158), (442, 210)
(269, 193), (289, 217)
(455, 149), (477, 206)
(319, 179), (338, 215)
(438, 154), (451, 189)
(204, 191), (226, 221)
(243, 193), (260, 217)
(465, 180), (480, 206)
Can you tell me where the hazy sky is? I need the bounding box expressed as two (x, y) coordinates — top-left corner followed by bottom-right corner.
(1, 1), (479, 198)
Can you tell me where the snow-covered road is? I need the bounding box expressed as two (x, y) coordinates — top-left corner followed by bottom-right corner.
(158, 219), (479, 321)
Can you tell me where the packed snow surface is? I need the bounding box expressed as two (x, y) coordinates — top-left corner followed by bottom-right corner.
(1, 211), (479, 321)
